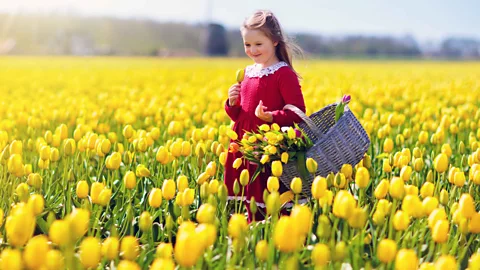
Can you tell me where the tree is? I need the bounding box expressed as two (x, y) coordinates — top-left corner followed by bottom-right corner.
(204, 23), (229, 56)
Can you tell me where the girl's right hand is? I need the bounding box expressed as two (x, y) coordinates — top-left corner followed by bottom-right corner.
(228, 83), (241, 106)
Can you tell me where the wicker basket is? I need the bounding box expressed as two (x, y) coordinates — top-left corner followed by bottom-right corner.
(278, 103), (370, 197)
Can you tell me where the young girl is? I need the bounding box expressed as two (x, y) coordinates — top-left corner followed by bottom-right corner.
(224, 10), (306, 221)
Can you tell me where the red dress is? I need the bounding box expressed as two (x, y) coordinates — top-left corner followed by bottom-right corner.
(224, 61), (306, 221)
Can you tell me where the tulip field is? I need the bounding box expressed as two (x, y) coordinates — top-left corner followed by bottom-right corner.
(0, 57), (480, 269)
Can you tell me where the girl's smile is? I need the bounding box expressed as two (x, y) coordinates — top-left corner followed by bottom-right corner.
(241, 29), (279, 68)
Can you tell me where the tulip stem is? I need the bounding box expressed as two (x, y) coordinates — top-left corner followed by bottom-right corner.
(331, 217), (340, 241)
(387, 199), (398, 239)
(458, 234), (474, 265)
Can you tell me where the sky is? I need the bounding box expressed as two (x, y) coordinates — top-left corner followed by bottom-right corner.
(1, 0), (479, 42)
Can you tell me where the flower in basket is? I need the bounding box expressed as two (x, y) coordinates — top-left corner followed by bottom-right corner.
(238, 123), (313, 184)
(335, 94), (351, 122)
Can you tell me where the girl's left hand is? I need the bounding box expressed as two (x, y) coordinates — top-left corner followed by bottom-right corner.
(255, 100), (273, 122)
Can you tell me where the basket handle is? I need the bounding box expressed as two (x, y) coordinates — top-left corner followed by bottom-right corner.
(283, 104), (323, 139)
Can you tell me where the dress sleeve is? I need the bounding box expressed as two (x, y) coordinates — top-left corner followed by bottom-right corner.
(270, 68), (306, 126)
(224, 98), (241, 122)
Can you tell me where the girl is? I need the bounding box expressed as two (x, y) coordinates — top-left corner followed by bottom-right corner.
(224, 10), (306, 221)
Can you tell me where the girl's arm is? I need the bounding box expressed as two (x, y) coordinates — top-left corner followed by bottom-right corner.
(270, 68), (306, 126)
(224, 99), (241, 121)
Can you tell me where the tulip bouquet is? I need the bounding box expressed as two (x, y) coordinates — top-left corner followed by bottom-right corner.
(238, 123), (314, 183)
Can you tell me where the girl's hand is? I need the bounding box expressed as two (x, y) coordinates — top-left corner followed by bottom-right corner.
(228, 83), (241, 106)
(255, 100), (273, 122)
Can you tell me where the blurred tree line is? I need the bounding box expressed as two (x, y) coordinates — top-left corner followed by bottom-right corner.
(0, 13), (479, 59)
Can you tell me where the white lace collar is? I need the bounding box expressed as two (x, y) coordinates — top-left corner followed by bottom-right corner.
(245, 61), (288, 78)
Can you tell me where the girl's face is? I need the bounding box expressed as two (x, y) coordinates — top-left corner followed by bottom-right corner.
(242, 29), (278, 67)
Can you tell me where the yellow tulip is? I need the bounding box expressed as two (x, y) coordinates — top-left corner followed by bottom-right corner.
(45, 249), (65, 270)
(98, 188), (112, 206)
(311, 176), (327, 199)
(383, 138), (394, 153)
(274, 216), (302, 253)
(435, 255), (457, 270)
(311, 243), (330, 266)
(459, 193), (475, 218)
(156, 146), (169, 164)
(422, 197), (439, 216)
(468, 212), (480, 233)
(389, 177), (404, 199)
(0, 248), (22, 270)
(195, 223), (217, 249)
(377, 239), (397, 263)
(420, 182), (434, 198)
(469, 253), (480, 270)
(123, 171), (136, 189)
(255, 240), (268, 261)
(79, 237), (101, 269)
(239, 169), (249, 186)
(9, 140), (23, 155)
(174, 229), (203, 267)
(290, 177), (302, 194)
(208, 179), (219, 194)
(197, 203), (215, 224)
(117, 260), (141, 270)
(149, 188), (163, 208)
(180, 141), (191, 157)
(374, 179), (389, 199)
(76, 180), (89, 199)
(333, 190), (356, 219)
(341, 164), (353, 179)
(232, 158), (243, 170)
(377, 199), (392, 216)
(267, 176), (279, 192)
(139, 211), (153, 232)
(395, 249), (418, 270)
(432, 219), (449, 243)
(136, 164), (151, 177)
(24, 235), (49, 269)
(6, 203), (36, 247)
(413, 158), (424, 172)
(49, 219), (71, 246)
(347, 207), (368, 229)
(162, 179), (176, 200)
(205, 161), (217, 177)
(383, 159), (392, 173)
(454, 171), (466, 187)
(402, 195), (423, 218)
(121, 236), (139, 261)
(176, 175), (189, 192)
(219, 151), (227, 166)
(290, 205), (312, 235)
(27, 194), (45, 216)
(90, 182), (105, 204)
(182, 188), (195, 205)
(271, 160), (283, 177)
(355, 167), (370, 188)
(101, 237), (119, 261)
(433, 153), (448, 173)
(393, 210), (409, 231)
(156, 242), (173, 259)
(228, 214), (248, 238)
(428, 208), (447, 229)
(123, 125), (134, 139)
(306, 158), (318, 174)
(151, 258), (175, 270)
(333, 241), (347, 262)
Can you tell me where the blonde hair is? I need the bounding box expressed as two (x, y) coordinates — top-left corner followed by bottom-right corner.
(241, 10), (303, 77)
